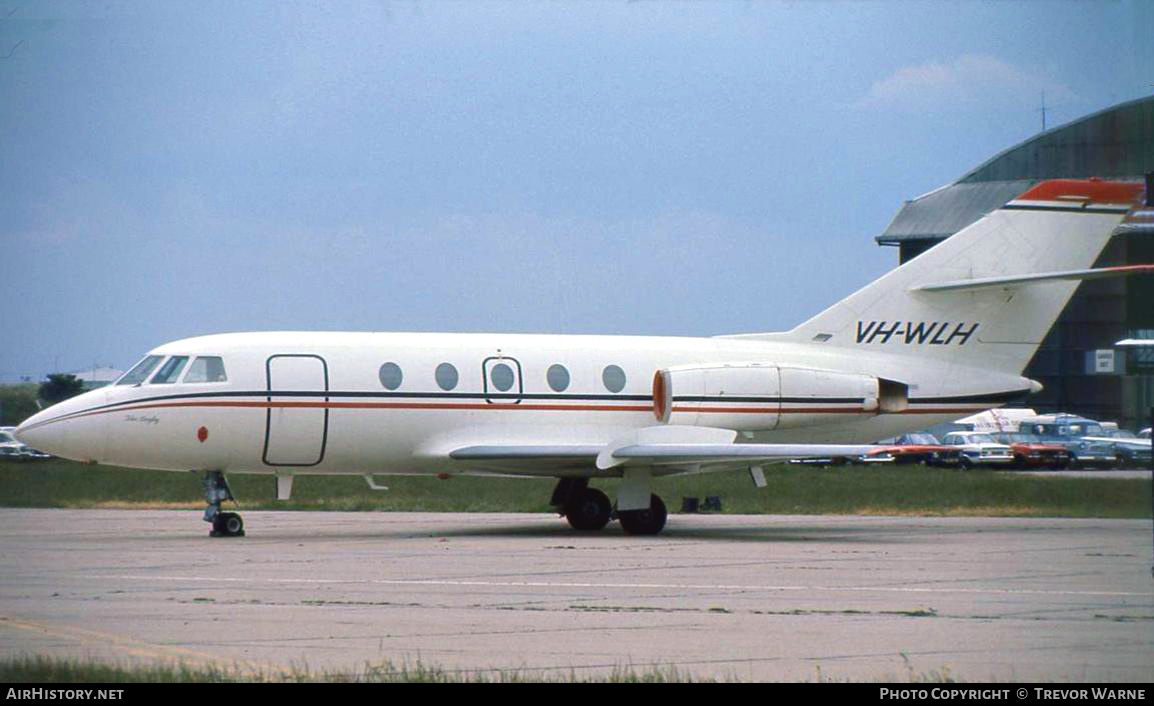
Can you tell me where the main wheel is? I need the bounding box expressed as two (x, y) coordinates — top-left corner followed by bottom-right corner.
(212, 512), (245, 537)
(618, 494), (667, 536)
(565, 488), (611, 531)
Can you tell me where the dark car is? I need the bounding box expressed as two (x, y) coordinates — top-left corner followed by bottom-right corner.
(1016, 416), (1117, 469)
(1082, 429), (1152, 468)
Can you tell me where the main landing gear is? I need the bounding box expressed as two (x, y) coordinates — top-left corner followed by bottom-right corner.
(203, 471), (245, 538)
(617, 494), (667, 536)
(550, 478), (667, 535)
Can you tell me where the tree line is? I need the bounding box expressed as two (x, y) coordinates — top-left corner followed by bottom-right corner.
(0, 375), (86, 426)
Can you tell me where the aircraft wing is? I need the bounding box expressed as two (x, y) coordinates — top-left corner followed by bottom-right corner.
(449, 425), (875, 476)
(600, 442), (877, 470)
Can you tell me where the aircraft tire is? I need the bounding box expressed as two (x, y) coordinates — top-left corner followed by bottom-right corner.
(618, 494), (667, 536)
(212, 512), (246, 538)
(565, 488), (611, 531)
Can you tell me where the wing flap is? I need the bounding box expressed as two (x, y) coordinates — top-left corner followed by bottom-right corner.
(609, 442), (878, 467)
(449, 446), (602, 461)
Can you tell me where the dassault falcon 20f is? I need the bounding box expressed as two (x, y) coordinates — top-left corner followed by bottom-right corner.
(16, 179), (1153, 536)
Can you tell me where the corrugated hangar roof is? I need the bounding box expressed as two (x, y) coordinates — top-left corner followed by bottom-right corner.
(877, 96), (1154, 246)
(876, 179), (1036, 244)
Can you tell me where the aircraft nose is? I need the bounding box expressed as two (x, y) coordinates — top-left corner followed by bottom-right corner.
(13, 416), (44, 449)
(14, 390), (108, 462)
(14, 410), (60, 456)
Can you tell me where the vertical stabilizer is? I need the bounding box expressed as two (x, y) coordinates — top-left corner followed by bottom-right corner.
(735, 179), (1146, 376)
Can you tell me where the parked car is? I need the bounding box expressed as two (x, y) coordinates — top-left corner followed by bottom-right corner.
(940, 431), (1014, 469)
(990, 432), (1072, 469)
(0, 427), (52, 461)
(1138, 428), (1151, 440)
(1081, 429), (1152, 468)
(865, 433), (956, 466)
(0, 429), (24, 460)
(1016, 415), (1118, 469)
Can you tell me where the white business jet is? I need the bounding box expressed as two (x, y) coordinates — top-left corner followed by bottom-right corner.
(16, 179), (1152, 536)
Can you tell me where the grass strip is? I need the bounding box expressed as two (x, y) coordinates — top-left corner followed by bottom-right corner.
(0, 655), (722, 683)
(2, 459), (1149, 518)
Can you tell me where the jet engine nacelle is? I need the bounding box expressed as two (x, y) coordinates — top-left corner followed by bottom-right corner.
(652, 362), (908, 432)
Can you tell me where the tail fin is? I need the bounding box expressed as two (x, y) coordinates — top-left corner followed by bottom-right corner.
(733, 179), (1146, 376)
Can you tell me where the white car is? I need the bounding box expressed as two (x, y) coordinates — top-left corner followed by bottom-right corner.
(0, 429), (29, 460)
(0, 427), (51, 461)
(1140, 428), (1151, 440)
(940, 431), (1014, 469)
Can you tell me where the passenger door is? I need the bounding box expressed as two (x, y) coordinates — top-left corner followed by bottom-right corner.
(263, 354), (329, 466)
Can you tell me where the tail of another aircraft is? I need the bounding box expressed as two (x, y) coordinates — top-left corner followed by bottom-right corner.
(733, 179), (1148, 376)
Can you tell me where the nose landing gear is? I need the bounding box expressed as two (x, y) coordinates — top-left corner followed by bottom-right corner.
(203, 471), (245, 537)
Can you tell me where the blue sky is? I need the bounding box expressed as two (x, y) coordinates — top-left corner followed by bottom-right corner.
(1, 1), (1150, 381)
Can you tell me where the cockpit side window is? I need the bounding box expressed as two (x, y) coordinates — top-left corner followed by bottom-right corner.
(184, 356), (228, 383)
(116, 355), (164, 385)
(150, 356), (189, 384)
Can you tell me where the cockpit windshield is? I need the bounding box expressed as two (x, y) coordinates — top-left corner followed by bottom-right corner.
(115, 355), (164, 385)
(150, 356), (189, 384)
(115, 354), (227, 385)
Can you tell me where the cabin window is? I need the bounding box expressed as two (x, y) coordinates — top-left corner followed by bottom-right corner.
(116, 355), (164, 385)
(435, 362), (459, 391)
(150, 356), (189, 384)
(602, 364), (626, 393)
(489, 363), (514, 392)
(184, 356), (228, 383)
(378, 362), (403, 390)
(546, 364), (570, 392)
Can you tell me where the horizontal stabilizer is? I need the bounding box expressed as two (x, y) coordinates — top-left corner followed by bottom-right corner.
(913, 265), (1154, 293)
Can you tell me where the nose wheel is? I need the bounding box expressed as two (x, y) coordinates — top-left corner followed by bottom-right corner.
(203, 471), (245, 537)
(212, 511), (245, 537)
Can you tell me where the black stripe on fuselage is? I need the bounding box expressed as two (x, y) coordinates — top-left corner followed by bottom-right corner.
(671, 396), (865, 404)
(907, 390), (1032, 405)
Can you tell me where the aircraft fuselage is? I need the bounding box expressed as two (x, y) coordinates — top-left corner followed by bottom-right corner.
(18, 330), (1031, 478)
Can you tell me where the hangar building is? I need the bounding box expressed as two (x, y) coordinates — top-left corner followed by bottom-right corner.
(875, 96), (1154, 430)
